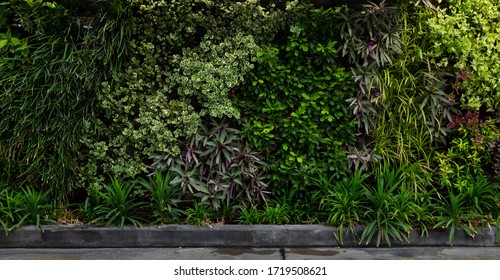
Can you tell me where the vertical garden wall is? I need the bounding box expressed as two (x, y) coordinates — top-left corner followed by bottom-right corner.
(0, 0), (498, 246)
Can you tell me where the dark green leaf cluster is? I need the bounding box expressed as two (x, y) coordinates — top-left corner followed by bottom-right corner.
(235, 3), (357, 202)
(0, 0), (129, 200)
(151, 118), (269, 212)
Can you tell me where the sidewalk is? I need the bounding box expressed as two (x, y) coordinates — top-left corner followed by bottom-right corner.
(0, 247), (499, 260)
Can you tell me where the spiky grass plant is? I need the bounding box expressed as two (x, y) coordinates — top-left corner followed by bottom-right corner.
(0, 0), (130, 201)
(138, 171), (183, 224)
(94, 177), (146, 228)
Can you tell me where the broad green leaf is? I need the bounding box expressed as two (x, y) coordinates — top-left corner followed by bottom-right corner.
(10, 37), (21, 46)
(0, 39), (8, 49)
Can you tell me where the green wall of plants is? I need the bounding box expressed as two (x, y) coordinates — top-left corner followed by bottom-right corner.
(1, 0), (499, 246)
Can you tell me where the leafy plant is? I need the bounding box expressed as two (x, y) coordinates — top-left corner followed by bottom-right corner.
(93, 178), (146, 228)
(17, 186), (56, 230)
(261, 199), (292, 225)
(0, 182), (11, 234)
(217, 199), (239, 224)
(83, 0), (287, 184)
(435, 112), (498, 190)
(347, 145), (381, 172)
(343, 3), (459, 175)
(464, 176), (500, 218)
(152, 118), (269, 211)
(0, 185), (56, 233)
(426, 0), (500, 114)
(0, 0), (130, 200)
(434, 187), (480, 245)
(338, 0), (402, 99)
(360, 167), (417, 247)
(77, 197), (98, 224)
(235, 3), (357, 203)
(138, 170), (183, 224)
(236, 205), (262, 225)
(0, 187), (22, 234)
(185, 201), (214, 226)
(319, 169), (369, 244)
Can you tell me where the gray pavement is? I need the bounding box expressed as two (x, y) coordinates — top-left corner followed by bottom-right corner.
(0, 247), (499, 260)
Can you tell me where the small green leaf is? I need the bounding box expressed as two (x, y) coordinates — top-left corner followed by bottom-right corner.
(10, 37), (21, 46)
(0, 39), (8, 49)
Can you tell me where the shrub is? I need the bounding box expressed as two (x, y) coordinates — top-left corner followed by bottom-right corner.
(93, 177), (146, 228)
(83, 0), (287, 186)
(0, 184), (55, 234)
(235, 3), (357, 201)
(138, 171), (183, 224)
(151, 118), (269, 212)
(435, 112), (498, 190)
(319, 169), (369, 244)
(426, 0), (500, 114)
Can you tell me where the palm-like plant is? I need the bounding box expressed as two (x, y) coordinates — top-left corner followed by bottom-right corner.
(319, 169), (369, 244)
(138, 170), (183, 224)
(360, 167), (416, 247)
(0, 186), (56, 233)
(434, 187), (480, 245)
(18, 187), (56, 230)
(236, 205), (262, 225)
(185, 201), (214, 226)
(94, 178), (146, 228)
(261, 199), (292, 225)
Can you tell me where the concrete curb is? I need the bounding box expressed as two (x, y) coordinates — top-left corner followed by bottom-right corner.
(0, 225), (498, 248)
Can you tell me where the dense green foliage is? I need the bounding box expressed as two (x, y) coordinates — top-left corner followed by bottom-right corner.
(235, 4), (357, 203)
(0, 0), (128, 199)
(83, 0), (286, 186)
(1, 0), (499, 246)
(426, 0), (500, 114)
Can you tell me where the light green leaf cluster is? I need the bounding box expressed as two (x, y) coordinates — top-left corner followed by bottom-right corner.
(426, 0), (500, 112)
(85, 0), (286, 181)
(175, 33), (259, 118)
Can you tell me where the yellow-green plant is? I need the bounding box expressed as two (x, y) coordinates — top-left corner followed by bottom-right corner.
(426, 0), (500, 114)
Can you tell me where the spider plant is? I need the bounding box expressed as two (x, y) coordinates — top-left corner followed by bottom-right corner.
(138, 170), (183, 224)
(360, 167), (416, 247)
(434, 186), (480, 245)
(319, 169), (369, 245)
(94, 178), (146, 228)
